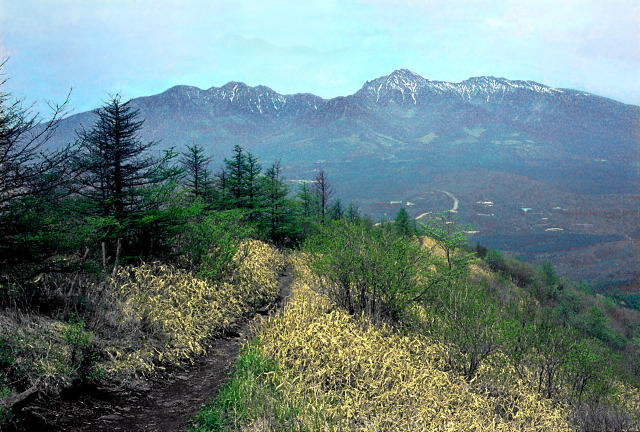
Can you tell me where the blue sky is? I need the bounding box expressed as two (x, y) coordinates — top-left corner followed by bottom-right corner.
(1, 0), (638, 115)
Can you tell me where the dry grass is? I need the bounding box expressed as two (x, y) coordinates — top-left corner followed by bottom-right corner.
(0, 240), (285, 410)
(103, 240), (285, 379)
(206, 254), (572, 431)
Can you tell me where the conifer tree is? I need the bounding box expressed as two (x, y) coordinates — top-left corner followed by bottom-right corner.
(314, 169), (333, 223)
(297, 182), (316, 219)
(180, 142), (212, 199)
(0, 60), (72, 272)
(346, 202), (360, 221)
(245, 151), (262, 218)
(224, 144), (248, 207)
(394, 207), (412, 236)
(329, 199), (344, 220)
(261, 160), (290, 244)
(0, 60), (71, 208)
(213, 166), (231, 209)
(73, 94), (177, 258)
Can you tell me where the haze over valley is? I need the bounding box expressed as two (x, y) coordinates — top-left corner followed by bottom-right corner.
(48, 69), (640, 289)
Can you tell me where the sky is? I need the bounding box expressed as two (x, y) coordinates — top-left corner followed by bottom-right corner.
(1, 0), (638, 115)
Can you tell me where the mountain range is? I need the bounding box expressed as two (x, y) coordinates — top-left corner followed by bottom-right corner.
(48, 69), (640, 289)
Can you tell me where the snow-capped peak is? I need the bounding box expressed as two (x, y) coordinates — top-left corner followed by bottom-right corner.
(456, 76), (564, 100)
(358, 69), (429, 104)
(357, 70), (570, 105)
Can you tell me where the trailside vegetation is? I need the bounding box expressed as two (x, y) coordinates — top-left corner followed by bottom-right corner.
(0, 76), (317, 427)
(1, 65), (638, 431)
(194, 219), (640, 432)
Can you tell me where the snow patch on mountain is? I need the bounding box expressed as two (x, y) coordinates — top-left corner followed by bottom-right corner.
(356, 69), (571, 105)
(162, 69), (600, 115)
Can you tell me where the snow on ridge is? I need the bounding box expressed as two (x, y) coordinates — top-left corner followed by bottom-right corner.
(173, 70), (579, 114)
(360, 70), (567, 105)
(362, 69), (430, 104)
(455, 76), (564, 99)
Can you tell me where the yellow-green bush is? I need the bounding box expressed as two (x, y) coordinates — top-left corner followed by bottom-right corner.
(102, 239), (285, 378)
(0, 314), (93, 394)
(205, 254), (572, 431)
(0, 240), (285, 414)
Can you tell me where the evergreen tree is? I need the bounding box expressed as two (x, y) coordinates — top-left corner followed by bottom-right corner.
(346, 201), (360, 221)
(297, 182), (316, 220)
(0, 60), (73, 275)
(0, 60), (71, 209)
(73, 94), (177, 258)
(261, 160), (292, 244)
(213, 167), (230, 209)
(245, 151), (262, 218)
(394, 207), (412, 236)
(180, 142), (212, 199)
(224, 144), (249, 207)
(314, 169), (333, 224)
(329, 199), (344, 220)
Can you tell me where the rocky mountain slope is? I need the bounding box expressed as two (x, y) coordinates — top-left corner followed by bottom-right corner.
(48, 70), (640, 287)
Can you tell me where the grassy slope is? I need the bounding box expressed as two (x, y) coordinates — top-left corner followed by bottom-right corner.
(0, 240), (284, 423)
(192, 253), (585, 431)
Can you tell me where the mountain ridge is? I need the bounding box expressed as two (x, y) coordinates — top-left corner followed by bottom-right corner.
(46, 69), (640, 287)
(145, 69), (633, 108)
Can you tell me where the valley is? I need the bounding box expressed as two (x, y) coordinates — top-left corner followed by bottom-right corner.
(46, 69), (640, 290)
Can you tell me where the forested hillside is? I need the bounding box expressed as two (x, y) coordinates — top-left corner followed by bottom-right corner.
(43, 69), (640, 288)
(1, 70), (638, 431)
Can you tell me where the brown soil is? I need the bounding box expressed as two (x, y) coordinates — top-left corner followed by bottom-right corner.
(13, 267), (293, 432)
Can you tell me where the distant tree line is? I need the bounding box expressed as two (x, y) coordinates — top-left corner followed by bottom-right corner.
(0, 68), (360, 295)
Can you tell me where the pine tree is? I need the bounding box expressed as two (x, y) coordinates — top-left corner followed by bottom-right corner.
(314, 169), (333, 224)
(180, 142), (212, 199)
(0, 61), (72, 273)
(0, 60), (71, 208)
(224, 144), (249, 207)
(73, 94), (177, 258)
(394, 207), (412, 236)
(329, 199), (344, 220)
(297, 182), (315, 219)
(261, 160), (291, 244)
(346, 201), (360, 221)
(245, 151), (262, 218)
(213, 166), (230, 209)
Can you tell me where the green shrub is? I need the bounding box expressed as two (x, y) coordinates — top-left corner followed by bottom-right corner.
(539, 262), (558, 287)
(179, 209), (254, 281)
(485, 249), (506, 273)
(564, 338), (613, 400)
(431, 280), (501, 380)
(0, 378), (12, 424)
(304, 220), (441, 323)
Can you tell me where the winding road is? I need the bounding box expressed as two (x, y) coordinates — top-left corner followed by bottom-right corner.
(415, 190), (459, 220)
(441, 190), (459, 212)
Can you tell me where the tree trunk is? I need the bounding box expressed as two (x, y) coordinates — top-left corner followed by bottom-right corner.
(111, 237), (122, 278)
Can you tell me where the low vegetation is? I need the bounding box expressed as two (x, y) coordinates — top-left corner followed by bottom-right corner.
(0, 240), (284, 424)
(1, 67), (638, 431)
(194, 220), (639, 432)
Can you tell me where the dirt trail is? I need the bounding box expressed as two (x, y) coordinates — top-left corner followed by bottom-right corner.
(16, 267), (293, 432)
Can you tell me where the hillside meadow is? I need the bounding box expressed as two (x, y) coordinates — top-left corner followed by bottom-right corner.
(191, 221), (640, 432)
